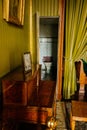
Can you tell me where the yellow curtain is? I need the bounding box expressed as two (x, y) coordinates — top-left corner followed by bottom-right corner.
(63, 0), (87, 99)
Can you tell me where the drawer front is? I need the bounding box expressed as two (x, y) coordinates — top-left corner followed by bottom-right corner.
(2, 80), (27, 106)
(4, 107), (48, 125)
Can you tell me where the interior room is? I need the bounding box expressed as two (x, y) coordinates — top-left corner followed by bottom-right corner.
(0, 0), (87, 130)
(39, 17), (58, 80)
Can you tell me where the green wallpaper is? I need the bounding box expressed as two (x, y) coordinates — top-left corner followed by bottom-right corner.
(32, 0), (59, 16)
(0, 0), (30, 77)
(0, 0), (59, 77)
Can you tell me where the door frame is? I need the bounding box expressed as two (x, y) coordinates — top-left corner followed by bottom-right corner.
(36, 0), (65, 100)
(37, 15), (59, 70)
(56, 0), (65, 100)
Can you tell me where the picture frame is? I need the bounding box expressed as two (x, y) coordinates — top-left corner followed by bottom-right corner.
(23, 52), (32, 73)
(3, 0), (25, 26)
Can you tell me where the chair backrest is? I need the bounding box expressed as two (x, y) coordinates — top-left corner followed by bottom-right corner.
(75, 60), (87, 100)
(75, 60), (87, 85)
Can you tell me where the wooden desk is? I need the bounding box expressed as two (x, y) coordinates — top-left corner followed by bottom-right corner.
(2, 65), (56, 126)
(70, 101), (87, 130)
(2, 65), (39, 106)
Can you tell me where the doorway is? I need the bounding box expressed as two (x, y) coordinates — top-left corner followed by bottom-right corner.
(38, 16), (59, 80)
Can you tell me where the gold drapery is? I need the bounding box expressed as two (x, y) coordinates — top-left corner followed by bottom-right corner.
(63, 0), (87, 99)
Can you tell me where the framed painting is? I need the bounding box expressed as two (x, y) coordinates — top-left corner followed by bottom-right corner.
(3, 0), (25, 26)
(23, 52), (32, 73)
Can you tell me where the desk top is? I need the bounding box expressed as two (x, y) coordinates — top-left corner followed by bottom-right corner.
(2, 65), (38, 82)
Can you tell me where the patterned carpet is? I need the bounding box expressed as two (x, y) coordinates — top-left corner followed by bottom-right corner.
(55, 101), (67, 130)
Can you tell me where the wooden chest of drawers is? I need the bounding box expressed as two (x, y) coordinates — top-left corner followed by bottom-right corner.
(2, 65), (56, 125)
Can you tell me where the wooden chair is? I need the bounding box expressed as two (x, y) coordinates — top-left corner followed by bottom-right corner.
(75, 60), (87, 100)
(70, 101), (87, 130)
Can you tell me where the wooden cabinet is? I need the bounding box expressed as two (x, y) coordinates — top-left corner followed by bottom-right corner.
(2, 65), (56, 125)
(2, 66), (37, 106)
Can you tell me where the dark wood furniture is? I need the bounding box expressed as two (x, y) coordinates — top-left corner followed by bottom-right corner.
(70, 101), (87, 130)
(2, 64), (56, 126)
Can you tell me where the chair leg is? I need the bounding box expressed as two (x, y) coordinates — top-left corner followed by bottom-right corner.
(70, 111), (75, 130)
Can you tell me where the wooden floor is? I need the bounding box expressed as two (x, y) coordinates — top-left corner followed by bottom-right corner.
(41, 70), (57, 81)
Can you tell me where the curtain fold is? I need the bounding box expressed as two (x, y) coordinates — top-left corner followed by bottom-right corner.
(63, 0), (87, 99)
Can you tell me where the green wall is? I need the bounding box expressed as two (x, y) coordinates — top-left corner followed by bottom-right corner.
(0, 0), (59, 77)
(0, 0), (30, 77)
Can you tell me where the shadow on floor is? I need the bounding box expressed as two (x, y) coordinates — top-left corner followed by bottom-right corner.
(18, 123), (47, 130)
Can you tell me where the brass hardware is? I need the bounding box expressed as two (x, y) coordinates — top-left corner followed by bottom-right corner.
(47, 116), (58, 130)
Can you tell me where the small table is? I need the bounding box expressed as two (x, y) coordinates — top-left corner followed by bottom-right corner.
(70, 101), (87, 130)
